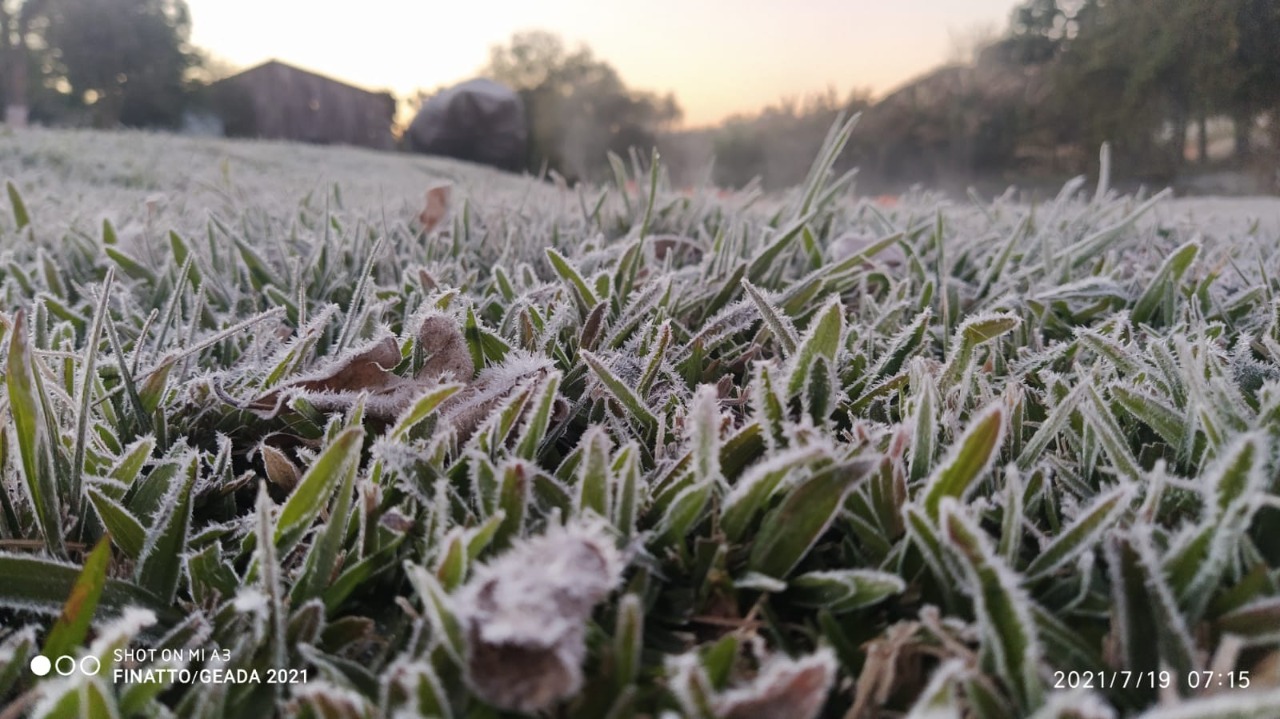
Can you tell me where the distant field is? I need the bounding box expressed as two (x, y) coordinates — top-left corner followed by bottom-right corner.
(2, 125), (1280, 718)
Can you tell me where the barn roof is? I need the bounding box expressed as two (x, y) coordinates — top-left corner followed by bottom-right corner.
(216, 60), (391, 100)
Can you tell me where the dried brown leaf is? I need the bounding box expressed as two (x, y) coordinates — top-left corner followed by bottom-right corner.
(419, 183), (451, 232)
(260, 443), (301, 491)
(456, 521), (623, 713)
(417, 313), (472, 382)
(714, 649), (837, 719)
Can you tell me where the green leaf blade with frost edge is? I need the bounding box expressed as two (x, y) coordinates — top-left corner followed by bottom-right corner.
(1112, 529), (1197, 679)
(613, 593), (644, 690)
(746, 211), (817, 283)
(741, 279), (799, 356)
(137, 356), (176, 417)
(493, 459), (532, 552)
(434, 530), (467, 591)
(0, 628), (38, 699)
(513, 371), (561, 461)
(104, 245), (156, 283)
(1024, 484), (1133, 581)
(721, 445), (830, 543)
(903, 660), (965, 718)
(581, 350), (658, 437)
(1217, 597), (1280, 640)
(1132, 239), (1199, 325)
(388, 382), (464, 442)
(275, 426), (364, 555)
(921, 402), (1005, 520)
(87, 486), (146, 559)
(612, 444), (641, 543)
(291, 444), (359, 605)
(42, 535), (112, 664)
(786, 297), (845, 400)
(787, 569), (906, 613)
(71, 268), (115, 521)
(748, 458), (876, 580)
(1165, 433), (1268, 620)
(253, 482), (288, 675)
(6, 310), (65, 556)
(1016, 384), (1084, 471)
(796, 112), (858, 218)
(547, 246), (598, 317)
(940, 499), (1043, 711)
(942, 312), (1020, 387)
(0, 553), (173, 621)
(1111, 384), (1186, 449)
(874, 307), (932, 379)
(1083, 384), (1143, 483)
(652, 481), (712, 550)
(6, 180), (31, 228)
(321, 536), (404, 614)
(907, 363), (939, 483)
(133, 452), (197, 604)
(576, 427), (611, 518)
(1062, 188), (1173, 270)
(405, 563), (466, 664)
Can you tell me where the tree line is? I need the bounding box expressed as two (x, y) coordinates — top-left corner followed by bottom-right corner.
(3, 1), (1277, 191)
(1, 0), (197, 128)
(1001, 0), (1280, 174)
(703, 0), (1280, 191)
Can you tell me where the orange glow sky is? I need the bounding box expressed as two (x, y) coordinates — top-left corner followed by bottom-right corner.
(187, 0), (1020, 127)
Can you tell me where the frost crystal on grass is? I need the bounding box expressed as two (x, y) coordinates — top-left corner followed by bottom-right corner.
(454, 520), (623, 712)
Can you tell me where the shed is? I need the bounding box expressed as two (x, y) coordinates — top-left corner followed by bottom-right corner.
(211, 60), (395, 150)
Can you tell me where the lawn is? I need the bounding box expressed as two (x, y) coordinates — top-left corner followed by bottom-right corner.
(1, 122), (1280, 718)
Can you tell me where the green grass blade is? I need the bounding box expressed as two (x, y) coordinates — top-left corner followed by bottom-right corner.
(42, 535), (112, 662)
(1132, 239), (1199, 325)
(922, 402), (1005, 520)
(87, 486), (146, 559)
(133, 452), (197, 603)
(941, 499), (1043, 711)
(6, 180), (31, 229)
(5, 310), (65, 556)
(275, 426), (364, 555)
(1024, 484), (1133, 581)
(581, 350), (658, 437)
(787, 569), (906, 613)
(748, 458), (876, 579)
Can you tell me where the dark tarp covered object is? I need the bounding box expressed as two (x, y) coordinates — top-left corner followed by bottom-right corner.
(407, 79), (527, 171)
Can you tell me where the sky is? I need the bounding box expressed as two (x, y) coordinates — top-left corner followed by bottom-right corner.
(187, 0), (1021, 128)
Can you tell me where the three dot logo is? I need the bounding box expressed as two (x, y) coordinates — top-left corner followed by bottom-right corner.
(30, 654), (101, 677)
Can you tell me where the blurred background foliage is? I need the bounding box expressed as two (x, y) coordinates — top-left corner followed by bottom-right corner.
(2, 0), (1278, 193)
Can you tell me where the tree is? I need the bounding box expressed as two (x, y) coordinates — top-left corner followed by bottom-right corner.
(0, 0), (51, 126)
(483, 30), (681, 181)
(43, 0), (196, 127)
(1228, 0), (1280, 157)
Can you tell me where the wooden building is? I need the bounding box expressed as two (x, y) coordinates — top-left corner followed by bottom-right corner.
(212, 60), (395, 150)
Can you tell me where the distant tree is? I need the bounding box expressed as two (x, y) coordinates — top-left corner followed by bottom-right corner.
(0, 0), (51, 126)
(1000, 0), (1083, 66)
(1228, 0), (1280, 157)
(484, 30), (681, 181)
(43, 0), (197, 127)
(1004, 0), (1274, 174)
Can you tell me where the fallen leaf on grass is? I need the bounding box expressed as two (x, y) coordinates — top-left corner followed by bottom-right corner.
(236, 312), (554, 441)
(455, 521), (623, 713)
(714, 648), (837, 719)
(419, 183), (451, 232)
